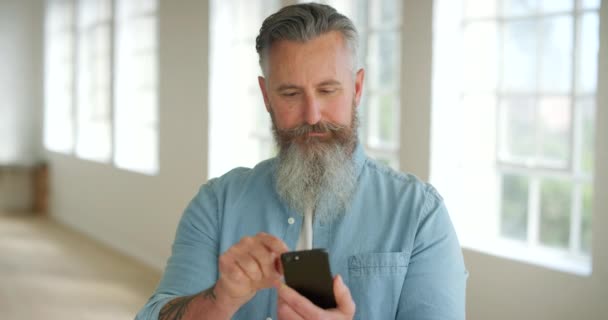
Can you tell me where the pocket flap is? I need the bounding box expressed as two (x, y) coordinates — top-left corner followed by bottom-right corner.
(348, 252), (409, 269)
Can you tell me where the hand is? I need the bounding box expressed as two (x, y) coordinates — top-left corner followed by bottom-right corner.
(215, 233), (289, 310)
(276, 275), (356, 320)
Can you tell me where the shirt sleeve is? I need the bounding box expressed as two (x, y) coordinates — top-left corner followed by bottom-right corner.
(395, 185), (468, 320)
(135, 181), (221, 320)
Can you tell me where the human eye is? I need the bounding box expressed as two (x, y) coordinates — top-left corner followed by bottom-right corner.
(319, 87), (337, 95)
(280, 90), (299, 97)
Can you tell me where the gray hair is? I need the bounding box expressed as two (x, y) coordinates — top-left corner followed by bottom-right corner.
(255, 3), (359, 76)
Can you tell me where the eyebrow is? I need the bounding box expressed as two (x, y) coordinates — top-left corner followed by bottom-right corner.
(275, 80), (342, 92)
(276, 84), (301, 92)
(317, 80), (342, 87)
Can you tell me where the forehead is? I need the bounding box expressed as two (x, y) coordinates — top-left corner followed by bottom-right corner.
(266, 31), (353, 84)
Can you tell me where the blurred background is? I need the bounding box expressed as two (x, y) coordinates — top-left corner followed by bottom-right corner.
(0, 0), (606, 319)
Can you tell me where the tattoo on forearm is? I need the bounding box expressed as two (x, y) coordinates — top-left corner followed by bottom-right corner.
(158, 285), (217, 320)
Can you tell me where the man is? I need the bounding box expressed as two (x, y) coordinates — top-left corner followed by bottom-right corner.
(136, 3), (467, 320)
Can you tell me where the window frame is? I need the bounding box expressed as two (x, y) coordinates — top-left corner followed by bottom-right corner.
(43, 0), (159, 175)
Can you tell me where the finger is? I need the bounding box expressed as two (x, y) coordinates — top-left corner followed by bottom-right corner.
(230, 246), (263, 282)
(277, 296), (306, 320)
(257, 232), (290, 254)
(333, 275), (356, 316)
(248, 245), (281, 283)
(218, 253), (249, 288)
(276, 282), (323, 319)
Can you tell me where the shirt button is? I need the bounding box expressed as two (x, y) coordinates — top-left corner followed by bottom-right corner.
(287, 217), (295, 225)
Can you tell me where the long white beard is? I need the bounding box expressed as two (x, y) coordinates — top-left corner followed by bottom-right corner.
(272, 109), (359, 222)
(275, 141), (356, 222)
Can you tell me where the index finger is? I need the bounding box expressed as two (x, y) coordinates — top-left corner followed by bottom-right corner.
(256, 232), (289, 254)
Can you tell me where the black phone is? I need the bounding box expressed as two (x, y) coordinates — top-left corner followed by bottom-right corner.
(280, 249), (337, 309)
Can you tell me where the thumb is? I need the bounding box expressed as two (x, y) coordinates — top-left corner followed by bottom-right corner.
(333, 275), (356, 316)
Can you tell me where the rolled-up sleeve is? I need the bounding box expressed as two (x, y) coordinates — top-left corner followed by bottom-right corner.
(135, 181), (221, 320)
(396, 186), (468, 320)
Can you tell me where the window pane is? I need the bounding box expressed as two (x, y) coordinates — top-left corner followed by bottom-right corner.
(578, 98), (595, 174)
(368, 93), (399, 147)
(208, 0), (281, 178)
(500, 97), (536, 160)
(75, 0), (113, 162)
(539, 178), (571, 248)
(539, 0), (573, 13)
(114, 0), (159, 174)
(463, 21), (498, 92)
(502, 0), (538, 17)
(131, 17), (157, 51)
(540, 16), (573, 93)
(370, 0), (401, 28)
(368, 31), (400, 90)
(500, 174), (529, 240)
(582, 0), (601, 9)
(117, 0), (157, 16)
(76, 122), (112, 161)
(538, 96), (571, 166)
(577, 13), (599, 94)
(324, 0), (357, 24)
(44, 0), (75, 153)
(464, 0), (497, 18)
(502, 20), (538, 92)
(256, 138), (276, 161)
(115, 127), (158, 174)
(580, 183), (592, 254)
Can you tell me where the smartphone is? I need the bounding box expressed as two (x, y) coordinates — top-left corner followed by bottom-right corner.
(280, 249), (337, 309)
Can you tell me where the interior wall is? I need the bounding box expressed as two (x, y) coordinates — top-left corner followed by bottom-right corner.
(47, 0), (209, 270)
(0, 0), (43, 167)
(0, 0), (43, 211)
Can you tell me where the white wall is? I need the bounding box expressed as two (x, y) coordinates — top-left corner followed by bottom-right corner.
(0, 0), (44, 159)
(0, 0), (43, 211)
(47, 0), (209, 270)
(401, 0), (608, 319)
(0, 0), (43, 166)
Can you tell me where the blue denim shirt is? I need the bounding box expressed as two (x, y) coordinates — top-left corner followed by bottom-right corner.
(136, 144), (467, 319)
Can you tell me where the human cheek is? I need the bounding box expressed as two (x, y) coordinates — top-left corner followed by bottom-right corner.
(271, 101), (304, 129)
(324, 97), (352, 125)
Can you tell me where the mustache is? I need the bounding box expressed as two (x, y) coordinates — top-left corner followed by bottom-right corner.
(273, 121), (351, 149)
(277, 121), (348, 138)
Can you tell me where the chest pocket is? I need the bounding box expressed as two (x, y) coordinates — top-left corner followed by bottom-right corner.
(347, 252), (409, 320)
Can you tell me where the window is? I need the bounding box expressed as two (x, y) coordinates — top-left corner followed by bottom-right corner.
(318, 0), (403, 168)
(208, 0), (402, 178)
(114, 0), (159, 174)
(75, 0), (113, 162)
(44, 0), (159, 174)
(432, 0), (600, 274)
(44, 0), (75, 153)
(208, 0), (280, 179)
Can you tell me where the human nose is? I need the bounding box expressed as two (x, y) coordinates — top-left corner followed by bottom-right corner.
(303, 94), (321, 125)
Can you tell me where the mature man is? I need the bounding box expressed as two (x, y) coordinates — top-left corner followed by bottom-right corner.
(136, 3), (466, 320)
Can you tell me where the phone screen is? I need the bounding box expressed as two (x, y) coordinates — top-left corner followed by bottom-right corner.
(280, 249), (337, 309)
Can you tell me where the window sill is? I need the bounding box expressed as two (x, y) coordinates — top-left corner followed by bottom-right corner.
(461, 237), (592, 276)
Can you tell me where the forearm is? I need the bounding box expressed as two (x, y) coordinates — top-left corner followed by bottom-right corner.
(158, 285), (239, 320)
